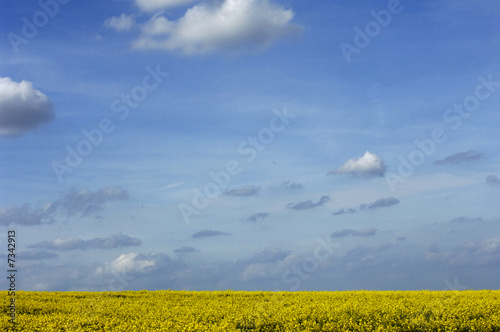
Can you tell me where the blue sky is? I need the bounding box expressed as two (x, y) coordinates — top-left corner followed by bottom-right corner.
(0, 0), (499, 292)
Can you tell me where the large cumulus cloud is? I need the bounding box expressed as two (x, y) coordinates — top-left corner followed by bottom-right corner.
(132, 0), (301, 54)
(0, 77), (54, 136)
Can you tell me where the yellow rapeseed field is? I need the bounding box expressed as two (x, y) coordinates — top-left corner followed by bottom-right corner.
(2, 290), (500, 331)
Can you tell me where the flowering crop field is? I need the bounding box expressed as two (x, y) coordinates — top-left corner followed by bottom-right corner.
(2, 290), (500, 331)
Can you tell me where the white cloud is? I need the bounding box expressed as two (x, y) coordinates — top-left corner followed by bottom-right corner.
(426, 237), (500, 267)
(110, 253), (155, 274)
(95, 253), (165, 276)
(104, 14), (136, 31)
(92, 252), (185, 291)
(330, 151), (387, 178)
(133, 0), (301, 54)
(0, 77), (54, 136)
(135, 0), (198, 11)
(29, 234), (141, 251)
(44, 238), (86, 251)
(4, 238), (500, 291)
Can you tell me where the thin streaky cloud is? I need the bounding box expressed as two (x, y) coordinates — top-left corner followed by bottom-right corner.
(287, 195), (330, 210)
(224, 185), (259, 197)
(332, 197), (399, 217)
(280, 181), (303, 191)
(332, 207), (357, 216)
(174, 246), (199, 254)
(192, 230), (230, 238)
(331, 228), (377, 238)
(366, 197), (400, 210)
(450, 217), (483, 223)
(244, 212), (269, 223)
(435, 150), (483, 165)
(28, 234), (141, 251)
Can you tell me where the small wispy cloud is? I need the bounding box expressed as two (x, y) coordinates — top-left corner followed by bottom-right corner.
(244, 212), (269, 223)
(224, 185), (259, 197)
(365, 197), (400, 210)
(449, 217), (483, 223)
(435, 150), (483, 165)
(332, 207), (356, 216)
(103, 14), (136, 32)
(332, 197), (399, 216)
(331, 228), (377, 238)
(287, 195), (330, 210)
(247, 248), (290, 264)
(192, 230), (230, 238)
(280, 181), (303, 191)
(486, 175), (500, 187)
(174, 246), (199, 254)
